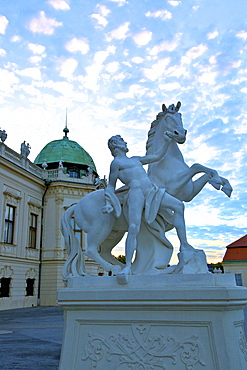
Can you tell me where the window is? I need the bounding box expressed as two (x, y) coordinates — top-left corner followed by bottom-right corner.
(0, 277), (11, 297)
(29, 213), (38, 248)
(235, 273), (243, 286)
(69, 166), (80, 178)
(26, 278), (35, 296)
(4, 205), (15, 244)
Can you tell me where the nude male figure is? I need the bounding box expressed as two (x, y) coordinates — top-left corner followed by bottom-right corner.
(103, 133), (194, 276)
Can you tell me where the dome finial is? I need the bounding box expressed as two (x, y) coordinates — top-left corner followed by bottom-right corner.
(63, 108), (69, 139)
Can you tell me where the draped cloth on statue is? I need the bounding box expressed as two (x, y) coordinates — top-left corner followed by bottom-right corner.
(118, 184), (175, 275)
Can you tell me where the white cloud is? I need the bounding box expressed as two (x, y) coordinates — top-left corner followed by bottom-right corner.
(164, 65), (188, 78)
(207, 30), (219, 40)
(49, 0), (70, 10)
(160, 82), (181, 91)
(29, 55), (42, 64)
(145, 9), (172, 21)
(28, 43), (46, 55)
(82, 46), (116, 91)
(105, 61), (119, 73)
(143, 58), (171, 81)
(132, 57), (144, 64)
(65, 37), (89, 54)
(46, 80), (74, 96)
(198, 71), (217, 85)
(186, 44), (208, 60)
(29, 56), (42, 64)
(0, 68), (19, 93)
(232, 60), (241, 68)
(16, 67), (42, 80)
(107, 0), (127, 6)
(149, 33), (182, 55)
(59, 58), (78, 78)
(133, 30), (152, 46)
(115, 84), (147, 99)
(91, 13), (108, 28)
(112, 72), (126, 81)
(106, 22), (130, 41)
(19, 83), (41, 97)
(11, 35), (21, 42)
(28, 11), (62, 35)
(209, 55), (217, 65)
(0, 48), (6, 57)
(91, 5), (111, 28)
(236, 30), (247, 41)
(168, 0), (181, 6)
(0, 15), (8, 34)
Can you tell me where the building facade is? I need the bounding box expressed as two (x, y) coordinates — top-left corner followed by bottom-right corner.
(222, 234), (247, 287)
(0, 127), (105, 310)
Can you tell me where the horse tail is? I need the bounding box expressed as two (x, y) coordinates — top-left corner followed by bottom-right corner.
(61, 204), (86, 283)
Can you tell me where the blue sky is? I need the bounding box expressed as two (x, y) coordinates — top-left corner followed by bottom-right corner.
(1, 0), (247, 263)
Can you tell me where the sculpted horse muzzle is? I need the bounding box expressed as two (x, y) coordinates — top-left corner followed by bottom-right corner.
(175, 128), (187, 144)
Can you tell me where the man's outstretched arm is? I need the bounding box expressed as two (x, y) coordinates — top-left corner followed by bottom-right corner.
(137, 131), (173, 166)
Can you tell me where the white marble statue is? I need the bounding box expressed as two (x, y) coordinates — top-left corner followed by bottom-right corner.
(59, 158), (64, 169)
(0, 128), (7, 142)
(20, 141), (31, 158)
(102, 134), (194, 279)
(61, 102), (232, 282)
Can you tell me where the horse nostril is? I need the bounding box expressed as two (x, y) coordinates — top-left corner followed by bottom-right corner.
(185, 130), (187, 135)
(174, 131), (179, 135)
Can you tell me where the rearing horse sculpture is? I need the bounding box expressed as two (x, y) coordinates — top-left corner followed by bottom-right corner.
(61, 102), (232, 280)
(146, 102), (232, 201)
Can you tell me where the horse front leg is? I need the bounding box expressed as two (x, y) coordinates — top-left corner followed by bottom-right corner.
(220, 176), (233, 197)
(191, 163), (223, 185)
(184, 174), (209, 202)
(166, 163), (222, 201)
(165, 163), (212, 197)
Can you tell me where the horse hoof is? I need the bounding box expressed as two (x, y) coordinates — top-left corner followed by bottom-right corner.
(221, 186), (232, 197)
(116, 274), (129, 285)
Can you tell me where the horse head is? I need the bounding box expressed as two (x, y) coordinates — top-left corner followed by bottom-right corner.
(158, 102), (187, 144)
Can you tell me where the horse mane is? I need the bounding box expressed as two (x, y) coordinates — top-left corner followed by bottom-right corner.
(146, 111), (165, 155)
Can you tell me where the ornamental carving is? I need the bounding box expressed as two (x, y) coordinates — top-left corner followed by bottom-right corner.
(0, 265), (14, 278)
(239, 329), (247, 362)
(82, 324), (205, 369)
(25, 268), (38, 279)
(4, 191), (21, 206)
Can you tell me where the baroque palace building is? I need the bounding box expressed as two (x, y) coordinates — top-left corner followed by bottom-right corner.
(0, 125), (105, 310)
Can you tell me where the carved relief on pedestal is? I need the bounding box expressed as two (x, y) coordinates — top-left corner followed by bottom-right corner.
(81, 324), (205, 369)
(239, 329), (247, 362)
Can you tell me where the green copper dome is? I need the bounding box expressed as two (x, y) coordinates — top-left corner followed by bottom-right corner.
(34, 130), (97, 173)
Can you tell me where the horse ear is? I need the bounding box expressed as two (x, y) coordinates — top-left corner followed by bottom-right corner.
(162, 104), (167, 113)
(175, 101), (181, 111)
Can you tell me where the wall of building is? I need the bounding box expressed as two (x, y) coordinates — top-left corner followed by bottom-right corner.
(1, 142), (104, 310)
(223, 261), (247, 287)
(0, 146), (44, 309)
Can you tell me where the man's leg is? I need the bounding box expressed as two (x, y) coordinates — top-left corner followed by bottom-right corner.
(159, 192), (194, 251)
(122, 187), (145, 274)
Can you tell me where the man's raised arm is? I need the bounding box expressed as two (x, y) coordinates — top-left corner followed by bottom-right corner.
(138, 131), (174, 166)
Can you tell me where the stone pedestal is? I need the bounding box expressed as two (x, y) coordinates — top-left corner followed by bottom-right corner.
(58, 274), (247, 370)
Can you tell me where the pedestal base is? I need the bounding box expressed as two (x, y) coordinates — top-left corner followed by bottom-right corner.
(58, 274), (247, 370)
